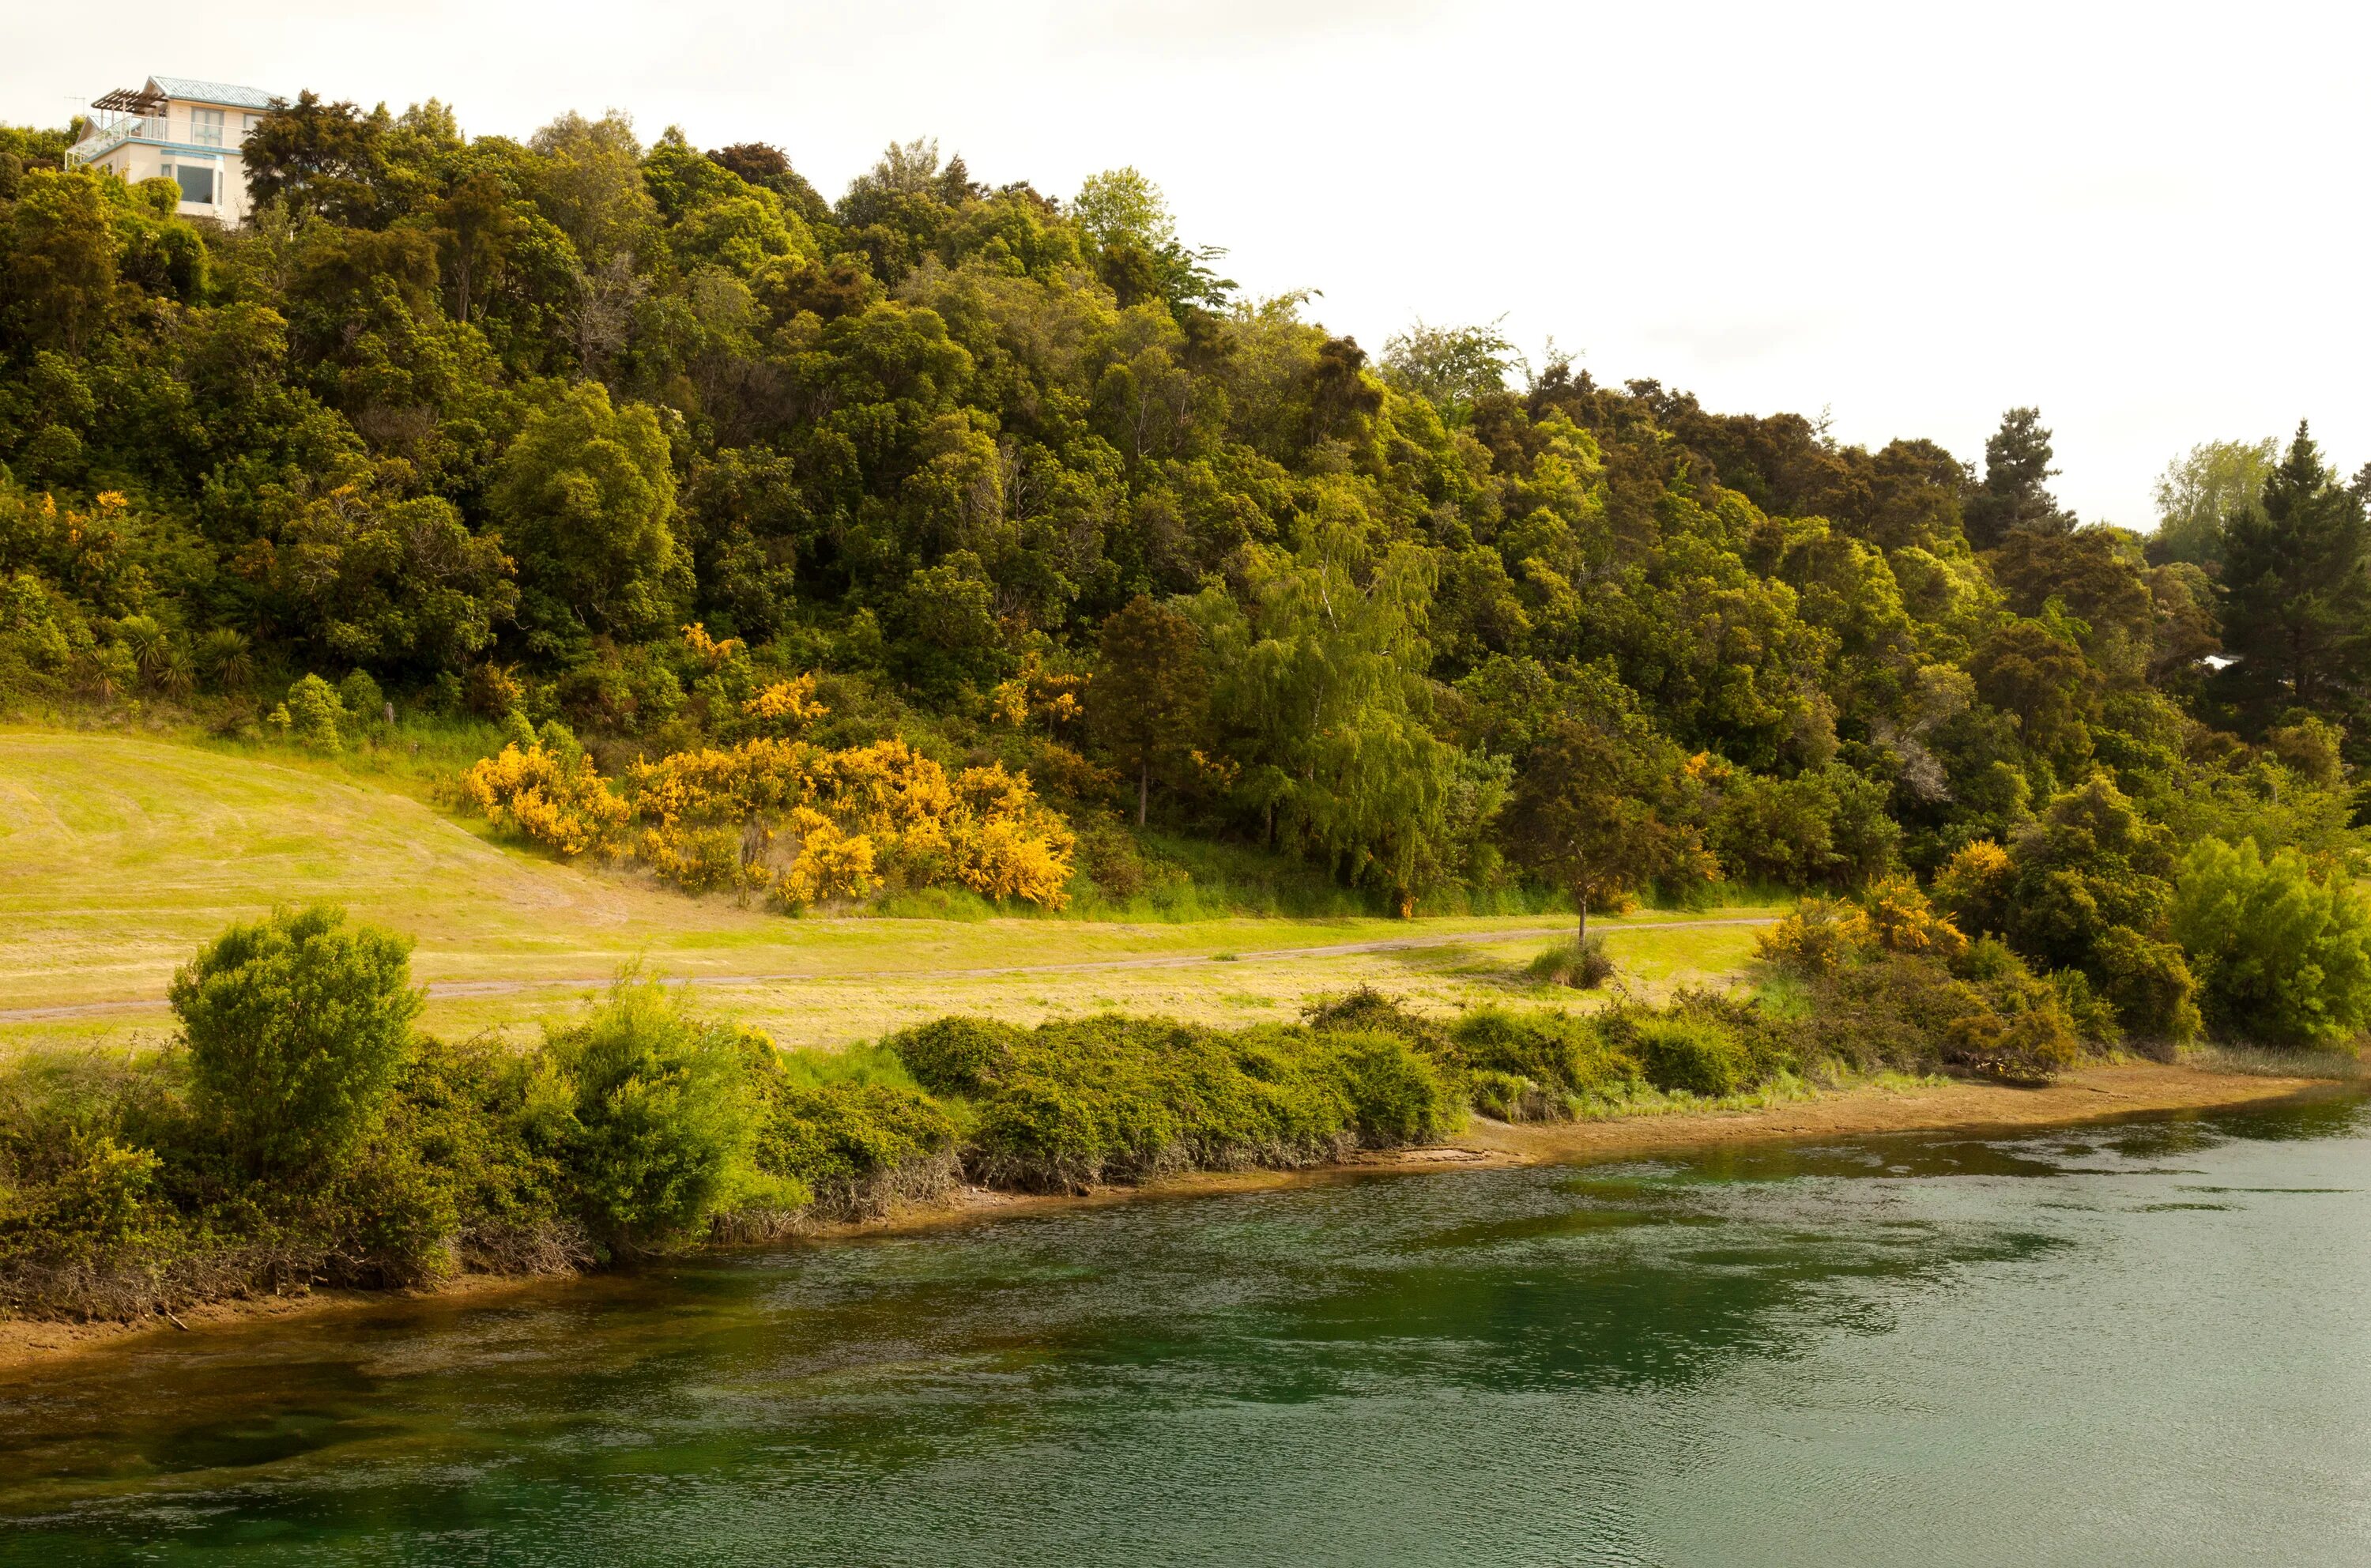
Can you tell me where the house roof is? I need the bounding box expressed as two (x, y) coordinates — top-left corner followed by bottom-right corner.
(147, 76), (281, 111)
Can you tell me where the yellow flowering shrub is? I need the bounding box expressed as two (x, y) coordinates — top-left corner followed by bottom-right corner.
(469, 735), (1079, 910)
(1753, 898), (1868, 975)
(1856, 876), (1968, 960)
(743, 674), (826, 731)
(462, 744), (631, 858)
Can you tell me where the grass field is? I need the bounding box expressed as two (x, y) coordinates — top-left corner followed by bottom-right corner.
(0, 729), (1780, 1054)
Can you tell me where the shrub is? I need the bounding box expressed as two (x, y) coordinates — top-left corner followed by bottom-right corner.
(1525, 934), (1615, 989)
(748, 1076), (957, 1220)
(1623, 1014), (1751, 1097)
(278, 673), (348, 751)
(539, 979), (762, 1250)
(1943, 978), (2081, 1085)
(952, 1013), (1460, 1193)
(2088, 925), (2200, 1043)
(1317, 1030), (1463, 1145)
(338, 669), (386, 727)
(1302, 986), (1449, 1049)
(1755, 897), (1868, 975)
(1447, 1007), (1625, 1113)
(887, 1015), (1027, 1097)
(2172, 836), (2371, 1046)
(169, 904), (422, 1182)
(1932, 839), (2015, 940)
(462, 741), (632, 858)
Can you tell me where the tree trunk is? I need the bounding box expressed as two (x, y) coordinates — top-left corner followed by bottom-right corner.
(1575, 895), (1587, 952)
(1137, 760), (1148, 827)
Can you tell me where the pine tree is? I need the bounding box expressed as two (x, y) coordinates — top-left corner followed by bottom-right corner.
(2218, 422), (2371, 726)
(1964, 407), (2079, 549)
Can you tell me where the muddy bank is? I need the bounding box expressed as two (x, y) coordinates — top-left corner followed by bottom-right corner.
(0, 1061), (2345, 1374)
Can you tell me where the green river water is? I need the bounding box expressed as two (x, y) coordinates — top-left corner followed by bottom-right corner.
(3, 1092), (2368, 1566)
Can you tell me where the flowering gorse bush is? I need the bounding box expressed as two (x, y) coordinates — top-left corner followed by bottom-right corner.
(462, 727), (1076, 910)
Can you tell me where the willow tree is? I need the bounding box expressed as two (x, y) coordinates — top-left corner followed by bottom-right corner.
(1193, 497), (1482, 912)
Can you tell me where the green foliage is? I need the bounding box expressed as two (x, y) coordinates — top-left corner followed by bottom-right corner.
(1941, 777), (2199, 1042)
(948, 1013), (1461, 1192)
(744, 1043), (956, 1218)
(279, 673), (349, 751)
(1623, 1014), (1751, 1097)
(2150, 437), (2279, 571)
(1496, 674), (1712, 937)
(1710, 763), (1900, 891)
(1091, 594), (1208, 826)
(885, 1015), (1027, 1097)
(492, 382), (687, 642)
(169, 903), (422, 1182)
(1524, 934), (1615, 989)
(2216, 424), (2371, 729)
(1446, 1005), (1631, 1114)
(537, 978), (759, 1249)
(2172, 837), (2371, 1046)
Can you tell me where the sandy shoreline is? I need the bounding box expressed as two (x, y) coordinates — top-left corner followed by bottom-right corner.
(1, 1060), (2347, 1374)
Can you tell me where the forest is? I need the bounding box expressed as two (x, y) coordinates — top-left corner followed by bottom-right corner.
(5, 92), (2371, 1057)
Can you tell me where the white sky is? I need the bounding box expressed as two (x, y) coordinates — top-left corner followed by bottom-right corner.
(9, 0), (2365, 528)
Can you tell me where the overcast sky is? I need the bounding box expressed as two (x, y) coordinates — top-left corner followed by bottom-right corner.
(9, 0), (2364, 528)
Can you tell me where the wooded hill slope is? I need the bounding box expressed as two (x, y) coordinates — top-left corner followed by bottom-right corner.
(3, 100), (2369, 1048)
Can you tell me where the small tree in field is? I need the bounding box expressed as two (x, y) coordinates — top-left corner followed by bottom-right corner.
(1091, 594), (1208, 827)
(171, 904), (422, 1182)
(1500, 715), (1713, 952)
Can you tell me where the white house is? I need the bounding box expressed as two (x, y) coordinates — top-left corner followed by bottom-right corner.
(63, 76), (281, 226)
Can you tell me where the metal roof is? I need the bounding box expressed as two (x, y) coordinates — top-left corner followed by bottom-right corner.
(145, 76), (281, 111)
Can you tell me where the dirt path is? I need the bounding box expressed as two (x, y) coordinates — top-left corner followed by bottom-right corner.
(0, 916), (1779, 1023)
(0, 1060), (2342, 1374)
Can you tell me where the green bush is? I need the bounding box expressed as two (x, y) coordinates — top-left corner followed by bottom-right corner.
(169, 903), (421, 1182)
(887, 1015), (1027, 1097)
(1314, 1030), (1462, 1145)
(1943, 974), (2081, 1085)
(2088, 925), (2200, 1043)
(1624, 1014), (1751, 1097)
(1524, 935), (1615, 989)
(1447, 1007), (1626, 1114)
(540, 979), (763, 1250)
(278, 673), (348, 751)
(747, 1046), (958, 1219)
(956, 1012), (1460, 1192)
(1302, 986), (1449, 1050)
(2173, 837), (2371, 1046)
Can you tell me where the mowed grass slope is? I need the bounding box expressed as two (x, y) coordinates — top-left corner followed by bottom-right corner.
(0, 730), (1777, 1051)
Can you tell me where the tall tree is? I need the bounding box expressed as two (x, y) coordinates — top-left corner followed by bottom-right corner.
(491, 383), (687, 643)
(2148, 436), (2279, 571)
(1496, 671), (1711, 948)
(1964, 407), (2078, 549)
(1091, 594), (1208, 826)
(243, 92), (391, 226)
(2218, 422), (2371, 726)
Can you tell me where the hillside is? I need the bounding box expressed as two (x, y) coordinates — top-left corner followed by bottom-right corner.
(3, 101), (2367, 1059)
(0, 731), (1774, 1051)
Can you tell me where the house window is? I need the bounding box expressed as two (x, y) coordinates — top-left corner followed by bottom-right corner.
(172, 164), (217, 205)
(192, 107), (224, 146)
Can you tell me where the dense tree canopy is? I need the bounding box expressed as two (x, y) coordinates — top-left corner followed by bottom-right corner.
(1, 93), (2364, 956)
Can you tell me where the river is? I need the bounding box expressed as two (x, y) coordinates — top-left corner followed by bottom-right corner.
(3, 1092), (2367, 1565)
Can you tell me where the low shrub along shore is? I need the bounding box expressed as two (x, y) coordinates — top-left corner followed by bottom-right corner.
(0, 888), (2353, 1325)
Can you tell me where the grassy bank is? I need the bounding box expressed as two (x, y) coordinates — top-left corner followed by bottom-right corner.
(0, 729), (1777, 1054)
